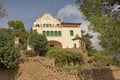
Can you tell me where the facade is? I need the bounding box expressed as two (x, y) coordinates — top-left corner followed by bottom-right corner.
(27, 13), (86, 51)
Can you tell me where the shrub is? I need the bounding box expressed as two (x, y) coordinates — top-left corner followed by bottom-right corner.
(46, 48), (84, 67)
(64, 65), (74, 71)
(0, 30), (20, 69)
(0, 46), (20, 68)
(93, 51), (113, 66)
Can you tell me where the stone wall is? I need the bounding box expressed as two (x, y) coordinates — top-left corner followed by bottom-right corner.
(78, 68), (115, 80)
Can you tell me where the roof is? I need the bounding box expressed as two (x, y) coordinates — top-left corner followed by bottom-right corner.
(61, 22), (81, 25)
(72, 34), (84, 41)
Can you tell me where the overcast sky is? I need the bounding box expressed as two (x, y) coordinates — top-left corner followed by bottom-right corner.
(0, 0), (102, 50)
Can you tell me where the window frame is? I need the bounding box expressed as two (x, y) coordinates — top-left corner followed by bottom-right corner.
(70, 30), (74, 36)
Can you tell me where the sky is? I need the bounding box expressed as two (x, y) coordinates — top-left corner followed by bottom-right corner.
(0, 0), (102, 49)
(0, 0), (83, 30)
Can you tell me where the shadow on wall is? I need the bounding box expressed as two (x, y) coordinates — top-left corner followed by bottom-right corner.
(78, 68), (115, 80)
(48, 40), (62, 48)
(0, 67), (19, 80)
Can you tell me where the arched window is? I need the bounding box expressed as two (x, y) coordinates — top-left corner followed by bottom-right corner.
(35, 24), (39, 27)
(46, 24), (49, 27)
(56, 24), (59, 27)
(55, 31), (57, 36)
(70, 30), (74, 36)
(74, 44), (77, 48)
(58, 31), (61, 36)
(43, 24), (45, 27)
(47, 31), (50, 36)
(49, 24), (51, 27)
(51, 31), (53, 36)
(42, 31), (46, 36)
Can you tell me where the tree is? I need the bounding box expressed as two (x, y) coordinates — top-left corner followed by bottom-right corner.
(77, 0), (120, 65)
(0, 28), (20, 68)
(8, 20), (25, 30)
(0, 28), (14, 42)
(0, 3), (7, 19)
(28, 32), (48, 56)
(8, 20), (15, 29)
(8, 20), (28, 50)
(81, 31), (96, 56)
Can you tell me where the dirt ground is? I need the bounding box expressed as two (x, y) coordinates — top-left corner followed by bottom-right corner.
(0, 57), (120, 80)
(0, 57), (79, 80)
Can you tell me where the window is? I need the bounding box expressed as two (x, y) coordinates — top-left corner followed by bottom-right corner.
(58, 31), (61, 36)
(49, 24), (51, 27)
(46, 24), (49, 27)
(47, 31), (50, 36)
(51, 31), (53, 36)
(42, 31), (62, 37)
(50, 44), (54, 47)
(43, 24), (45, 27)
(70, 30), (74, 36)
(56, 24), (59, 27)
(42, 31), (46, 36)
(74, 44), (76, 48)
(35, 24), (39, 27)
(55, 31), (57, 36)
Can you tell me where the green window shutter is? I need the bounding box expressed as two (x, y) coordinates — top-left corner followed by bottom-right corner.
(42, 31), (46, 36)
(58, 31), (61, 36)
(74, 44), (76, 48)
(47, 31), (50, 36)
(55, 31), (57, 36)
(51, 31), (53, 36)
(70, 30), (74, 36)
(46, 24), (49, 27)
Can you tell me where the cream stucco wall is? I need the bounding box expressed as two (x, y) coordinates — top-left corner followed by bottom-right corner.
(33, 27), (82, 48)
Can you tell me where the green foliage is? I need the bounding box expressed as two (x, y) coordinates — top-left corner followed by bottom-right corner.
(8, 20), (28, 50)
(0, 28), (20, 68)
(93, 51), (113, 66)
(0, 46), (20, 68)
(28, 32), (48, 56)
(8, 20), (15, 28)
(8, 20), (25, 30)
(64, 65), (74, 71)
(77, 0), (120, 65)
(81, 31), (96, 56)
(0, 28), (14, 41)
(46, 48), (84, 67)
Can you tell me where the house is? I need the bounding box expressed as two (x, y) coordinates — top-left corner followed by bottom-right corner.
(27, 13), (86, 52)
